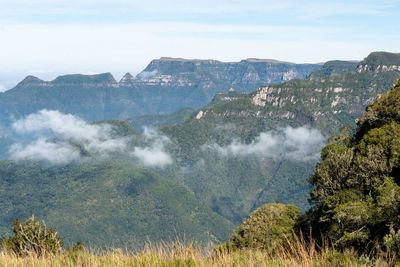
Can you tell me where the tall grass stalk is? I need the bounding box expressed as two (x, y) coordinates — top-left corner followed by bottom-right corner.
(0, 234), (394, 266)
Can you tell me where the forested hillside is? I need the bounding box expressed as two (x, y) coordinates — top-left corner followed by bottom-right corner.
(307, 78), (400, 252)
(160, 52), (400, 224)
(0, 161), (232, 248)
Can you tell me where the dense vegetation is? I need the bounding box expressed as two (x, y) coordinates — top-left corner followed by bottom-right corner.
(306, 79), (400, 253)
(222, 203), (300, 252)
(308, 60), (358, 78)
(211, 79), (400, 262)
(0, 213), (394, 266)
(0, 161), (232, 248)
(125, 108), (194, 132)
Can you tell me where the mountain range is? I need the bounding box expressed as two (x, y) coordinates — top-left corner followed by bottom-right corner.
(1, 51), (400, 248)
(0, 58), (321, 125)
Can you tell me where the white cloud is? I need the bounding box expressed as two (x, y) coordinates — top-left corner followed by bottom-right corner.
(137, 70), (158, 80)
(204, 126), (325, 162)
(131, 128), (173, 167)
(9, 138), (81, 165)
(10, 110), (128, 163)
(9, 110), (173, 167)
(13, 110), (127, 153)
(132, 146), (173, 167)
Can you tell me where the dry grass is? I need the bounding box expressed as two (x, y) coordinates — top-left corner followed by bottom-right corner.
(0, 235), (394, 267)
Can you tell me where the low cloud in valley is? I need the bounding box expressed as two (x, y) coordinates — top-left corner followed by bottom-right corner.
(204, 126), (325, 162)
(131, 127), (173, 168)
(9, 110), (173, 167)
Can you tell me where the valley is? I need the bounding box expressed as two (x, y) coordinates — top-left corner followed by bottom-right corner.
(1, 51), (400, 248)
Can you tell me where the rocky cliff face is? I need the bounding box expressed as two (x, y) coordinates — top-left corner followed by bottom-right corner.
(194, 52), (400, 136)
(356, 51), (400, 73)
(137, 57), (320, 88)
(0, 58), (321, 125)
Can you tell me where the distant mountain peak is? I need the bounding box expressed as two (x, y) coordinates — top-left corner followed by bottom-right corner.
(16, 75), (45, 87)
(20, 75), (43, 83)
(52, 73), (117, 85)
(119, 72), (135, 84)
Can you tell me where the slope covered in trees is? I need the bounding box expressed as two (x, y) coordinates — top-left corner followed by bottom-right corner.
(221, 79), (400, 258)
(307, 79), (400, 252)
(0, 161), (232, 248)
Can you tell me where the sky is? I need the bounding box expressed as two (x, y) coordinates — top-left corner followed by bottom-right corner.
(0, 0), (399, 90)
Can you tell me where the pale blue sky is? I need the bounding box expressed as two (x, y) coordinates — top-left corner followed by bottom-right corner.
(0, 0), (399, 90)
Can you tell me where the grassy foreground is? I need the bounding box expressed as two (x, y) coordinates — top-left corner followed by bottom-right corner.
(0, 237), (394, 267)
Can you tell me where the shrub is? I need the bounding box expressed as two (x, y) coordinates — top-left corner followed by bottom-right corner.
(221, 203), (300, 252)
(1, 215), (64, 257)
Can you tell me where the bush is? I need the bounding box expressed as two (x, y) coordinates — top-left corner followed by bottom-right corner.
(221, 203), (300, 252)
(1, 215), (64, 257)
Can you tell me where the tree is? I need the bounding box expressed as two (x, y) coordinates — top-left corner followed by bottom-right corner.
(306, 79), (400, 253)
(1, 215), (64, 257)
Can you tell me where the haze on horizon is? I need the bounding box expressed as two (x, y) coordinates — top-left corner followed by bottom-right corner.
(0, 0), (399, 90)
